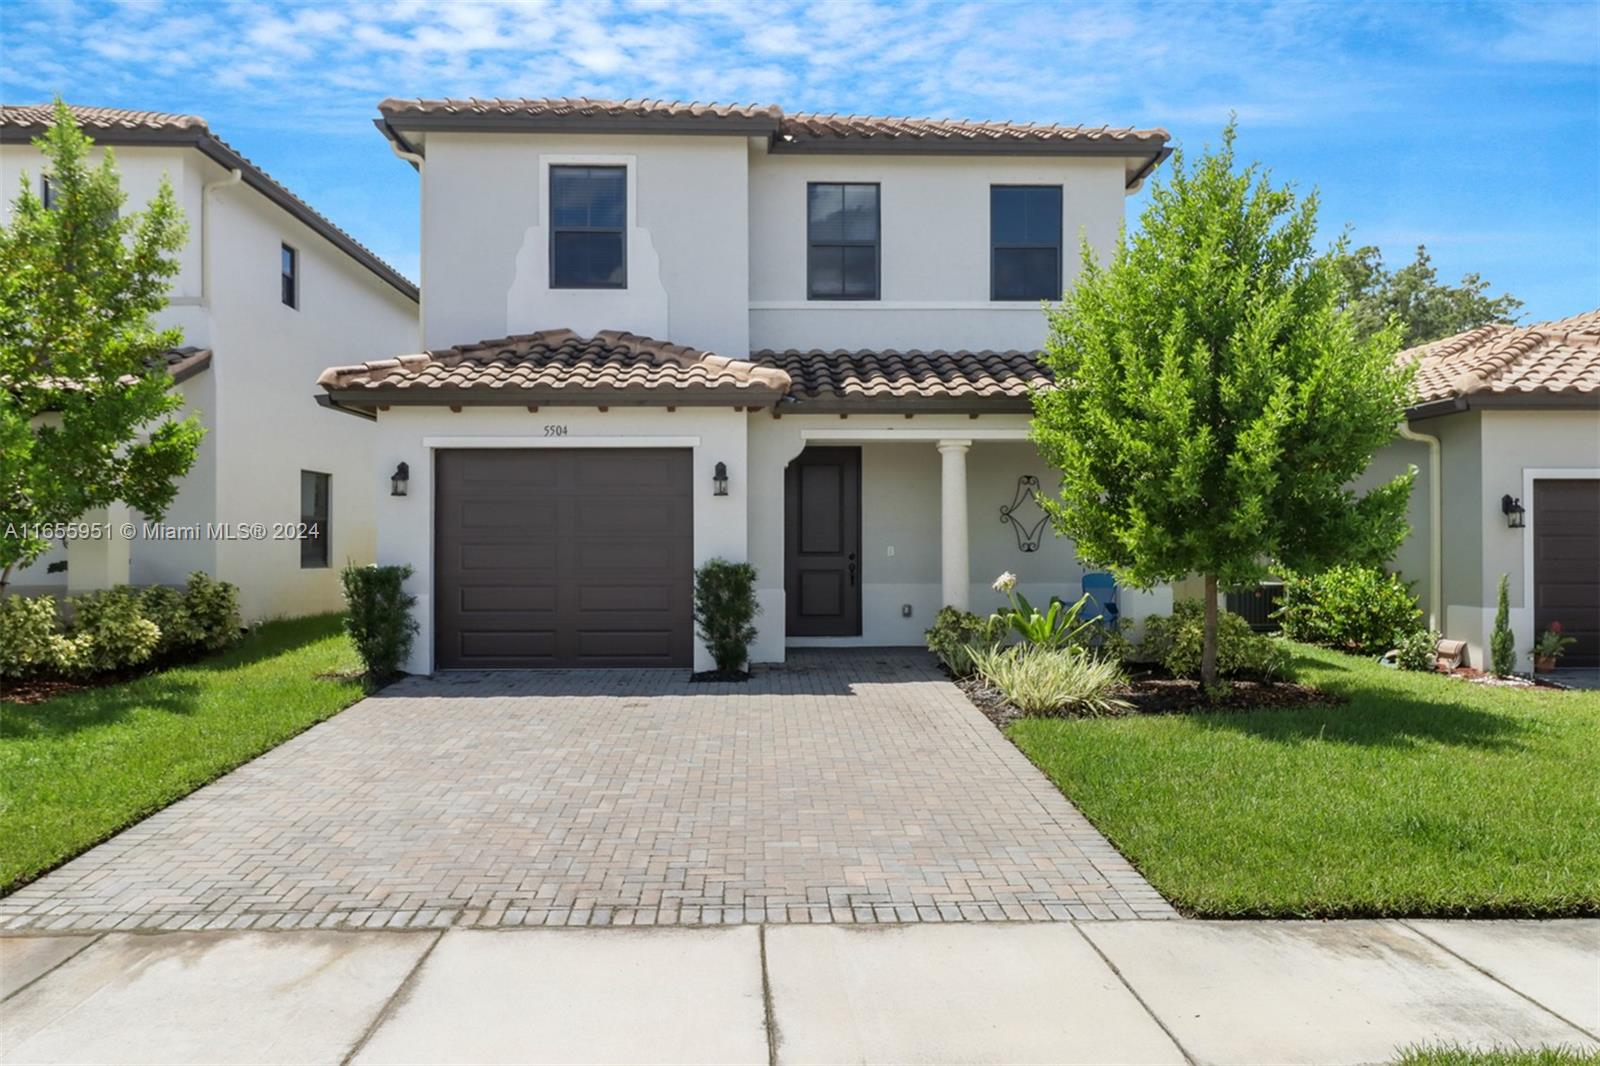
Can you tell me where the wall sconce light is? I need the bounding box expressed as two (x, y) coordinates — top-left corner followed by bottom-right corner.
(1501, 494), (1525, 528)
(391, 462), (410, 497)
(713, 461), (729, 497)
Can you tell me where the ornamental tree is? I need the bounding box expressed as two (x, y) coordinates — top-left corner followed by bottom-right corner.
(1031, 123), (1415, 688)
(0, 100), (201, 591)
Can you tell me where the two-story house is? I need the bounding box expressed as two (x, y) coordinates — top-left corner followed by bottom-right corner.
(1, 104), (420, 618)
(315, 97), (1173, 673)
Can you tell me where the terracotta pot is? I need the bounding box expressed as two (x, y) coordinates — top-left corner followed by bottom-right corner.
(1534, 656), (1557, 673)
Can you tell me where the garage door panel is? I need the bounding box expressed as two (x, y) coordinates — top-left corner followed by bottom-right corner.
(1534, 479), (1600, 669)
(436, 448), (693, 669)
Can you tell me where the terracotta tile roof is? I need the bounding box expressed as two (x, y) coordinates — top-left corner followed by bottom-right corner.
(376, 97), (1168, 164)
(753, 348), (1049, 411)
(162, 346), (212, 385)
(1402, 310), (1600, 410)
(778, 111), (1168, 149)
(0, 104), (416, 301)
(318, 330), (792, 407)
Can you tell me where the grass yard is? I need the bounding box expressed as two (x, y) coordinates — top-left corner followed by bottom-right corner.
(1393, 1046), (1600, 1066)
(1008, 645), (1600, 918)
(0, 614), (364, 892)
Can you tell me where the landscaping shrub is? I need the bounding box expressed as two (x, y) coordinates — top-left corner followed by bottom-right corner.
(1395, 629), (1441, 672)
(1139, 600), (1293, 681)
(924, 606), (1008, 677)
(1274, 565), (1421, 654)
(182, 571), (242, 652)
(340, 563), (418, 684)
(969, 644), (1130, 716)
(1490, 573), (1515, 677)
(0, 595), (63, 678)
(692, 559), (760, 673)
(990, 572), (1103, 651)
(140, 585), (200, 658)
(63, 586), (160, 675)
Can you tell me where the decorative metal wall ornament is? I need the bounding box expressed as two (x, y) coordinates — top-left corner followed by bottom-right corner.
(1000, 475), (1049, 552)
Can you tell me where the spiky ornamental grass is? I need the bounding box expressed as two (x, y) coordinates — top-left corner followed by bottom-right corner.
(1032, 123), (1416, 687)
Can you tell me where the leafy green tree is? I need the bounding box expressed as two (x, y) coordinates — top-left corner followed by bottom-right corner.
(1334, 244), (1522, 347)
(0, 100), (201, 591)
(1490, 573), (1515, 677)
(1032, 123), (1415, 688)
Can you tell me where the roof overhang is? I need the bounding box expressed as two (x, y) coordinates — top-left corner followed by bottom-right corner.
(0, 124), (418, 303)
(1406, 390), (1600, 420)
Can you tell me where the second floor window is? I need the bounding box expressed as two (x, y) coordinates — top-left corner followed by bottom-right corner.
(281, 243), (298, 308)
(550, 166), (626, 289)
(808, 183), (879, 300)
(991, 185), (1062, 301)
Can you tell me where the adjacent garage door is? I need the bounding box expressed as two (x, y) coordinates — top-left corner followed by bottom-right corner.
(1533, 478), (1600, 669)
(435, 449), (693, 668)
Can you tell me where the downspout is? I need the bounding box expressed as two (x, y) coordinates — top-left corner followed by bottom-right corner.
(384, 128), (426, 348)
(200, 166), (243, 305)
(1398, 420), (1442, 632)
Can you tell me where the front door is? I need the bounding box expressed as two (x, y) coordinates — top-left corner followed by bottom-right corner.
(785, 447), (862, 637)
(1533, 478), (1600, 668)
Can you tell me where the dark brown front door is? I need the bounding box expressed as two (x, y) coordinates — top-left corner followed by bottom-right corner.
(785, 446), (862, 637)
(1533, 478), (1600, 668)
(434, 448), (693, 668)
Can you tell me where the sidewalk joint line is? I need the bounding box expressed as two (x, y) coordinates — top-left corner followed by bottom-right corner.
(0, 932), (108, 1004)
(340, 928), (446, 1066)
(759, 924), (780, 1066)
(1072, 923), (1197, 1065)
(1398, 919), (1600, 1042)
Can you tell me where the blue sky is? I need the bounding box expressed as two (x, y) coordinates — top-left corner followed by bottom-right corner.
(2, 0), (1596, 322)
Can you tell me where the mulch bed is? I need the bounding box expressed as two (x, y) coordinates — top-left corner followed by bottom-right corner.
(689, 668), (752, 683)
(956, 668), (1342, 729)
(1, 669), (148, 705)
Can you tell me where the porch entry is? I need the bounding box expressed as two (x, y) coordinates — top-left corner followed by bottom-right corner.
(785, 446), (863, 636)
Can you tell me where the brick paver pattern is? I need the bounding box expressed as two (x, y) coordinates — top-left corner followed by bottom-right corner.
(1, 650), (1175, 932)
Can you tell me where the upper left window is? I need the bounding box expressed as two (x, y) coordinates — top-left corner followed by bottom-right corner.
(550, 166), (626, 289)
(281, 243), (298, 309)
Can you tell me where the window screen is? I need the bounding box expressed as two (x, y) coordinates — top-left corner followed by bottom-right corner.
(808, 183), (879, 300)
(550, 166), (626, 288)
(991, 186), (1062, 301)
(300, 471), (329, 568)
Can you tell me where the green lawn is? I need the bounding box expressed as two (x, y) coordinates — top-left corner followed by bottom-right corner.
(1394, 1046), (1600, 1066)
(1008, 645), (1600, 918)
(0, 614), (364, 892)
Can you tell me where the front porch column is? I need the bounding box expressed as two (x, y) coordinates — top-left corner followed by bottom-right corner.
(66, 502), (132, 594)
(937, 439), (971, 610)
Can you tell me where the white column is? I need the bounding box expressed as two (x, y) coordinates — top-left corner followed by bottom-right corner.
(938, 440), (971, 610)
(66, 502), (132, 594)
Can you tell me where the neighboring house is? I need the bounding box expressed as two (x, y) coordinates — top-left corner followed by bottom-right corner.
(1360, 312), (1600, 670)
(0, 104), (420, 619)
(318, 96), (1173, 672)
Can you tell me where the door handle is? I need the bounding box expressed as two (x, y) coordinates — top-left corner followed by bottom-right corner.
(848, 553), (857, 587)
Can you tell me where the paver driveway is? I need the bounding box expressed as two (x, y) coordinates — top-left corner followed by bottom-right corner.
(0, 650), (1172, 931)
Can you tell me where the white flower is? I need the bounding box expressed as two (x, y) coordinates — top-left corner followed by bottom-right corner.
(992, 571), (1017, 593)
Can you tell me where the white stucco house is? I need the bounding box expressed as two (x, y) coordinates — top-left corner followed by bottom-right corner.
(1362, 313), (1600, 670)
(316, 97), (1175, 673)
(0, 104), (420, 619)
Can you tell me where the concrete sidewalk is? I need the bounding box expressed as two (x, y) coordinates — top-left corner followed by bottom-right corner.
(2, 920), (1596, 1065)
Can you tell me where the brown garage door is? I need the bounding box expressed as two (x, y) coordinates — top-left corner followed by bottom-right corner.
(1533, 478), (1600, 668)
(435, 448), (693, 668)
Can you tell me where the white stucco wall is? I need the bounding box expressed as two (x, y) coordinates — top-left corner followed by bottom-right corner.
(371, 406), (749, 675)
(419, 133), (750, 358)
(746, 151), (1127, 353)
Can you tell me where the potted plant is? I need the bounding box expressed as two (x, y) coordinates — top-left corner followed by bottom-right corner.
(1531, 621), (1576, 673)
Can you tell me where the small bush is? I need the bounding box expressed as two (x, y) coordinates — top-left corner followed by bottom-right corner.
(1275, 565), (1421, 654)
(925, 606), (1008, 677)
(693, 559), (760, 673)
(341, 564), (418, 684)
(969, 644), (1130, 716)
(0, 595), (63, 678)
(1490, 573), (1515, 677)
(183, 571), (242, 652)
(1395, 629), (1441, 672)
(64, 586), (160, 675)
(1139, 600), (1293, 681)
(140, 585), (200, 658)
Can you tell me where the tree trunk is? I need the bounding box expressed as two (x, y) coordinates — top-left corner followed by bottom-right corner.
(0, 561), (11, 596)
(1201, 573), (1219, 690)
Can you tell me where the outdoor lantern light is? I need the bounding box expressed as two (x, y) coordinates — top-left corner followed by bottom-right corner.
(713, 461), (729, 497)
(1501, 494), (1525, 529)
(391, 462), (410, 497)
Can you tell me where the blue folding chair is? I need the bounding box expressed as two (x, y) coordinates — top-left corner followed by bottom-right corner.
(1081, 572), (1120, 630)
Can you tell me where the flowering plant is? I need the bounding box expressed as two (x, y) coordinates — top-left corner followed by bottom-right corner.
(1532, 621), (1576, 661)
(989, 572), (1102, 650)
